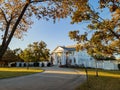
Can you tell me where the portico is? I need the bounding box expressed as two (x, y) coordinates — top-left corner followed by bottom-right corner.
(51, 46), (77, 66)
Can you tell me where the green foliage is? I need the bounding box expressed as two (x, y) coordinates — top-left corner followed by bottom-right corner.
(2, 49), (23, 62)
(19, 41), (50, 62)
(92, 54), (116, 60)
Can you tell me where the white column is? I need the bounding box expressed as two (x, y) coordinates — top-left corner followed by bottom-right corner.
(60, 52), (65, 65)
(77, 52), (79, 65)
(53, 53), (57, 65)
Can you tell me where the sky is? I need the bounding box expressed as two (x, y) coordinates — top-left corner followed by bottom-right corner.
(9, 18), (87, 52)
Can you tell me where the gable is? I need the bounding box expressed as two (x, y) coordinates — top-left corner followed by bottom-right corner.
(53, 46), (64, 53)
(52, 46), (76, 54)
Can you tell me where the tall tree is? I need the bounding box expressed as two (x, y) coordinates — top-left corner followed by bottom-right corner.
(68, 0), (120, 59)
(13, 48), (22, 56)
(19, 41), (50, 62)
(0, 0), (73, 61)
(68, 0), (120, 77)
(2, 48), (23, 66)
(19, 49), (32, 62)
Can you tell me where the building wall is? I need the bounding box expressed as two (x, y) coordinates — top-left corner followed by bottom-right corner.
(52, 48), (119, 70)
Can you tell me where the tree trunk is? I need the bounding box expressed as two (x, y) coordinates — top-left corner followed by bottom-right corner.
(84, 67), (90, 88)
(0, 52), (3, 61)
(95, 60), (99, 77)
(0, 46), (6, 61)
(27, 61), (29, 70)
(0, 57), (2, 61)
(0, 3), (29, 61)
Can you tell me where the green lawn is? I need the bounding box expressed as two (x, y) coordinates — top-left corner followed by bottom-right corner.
(0, 67), (43, 79)
(76, 69), (120, 90)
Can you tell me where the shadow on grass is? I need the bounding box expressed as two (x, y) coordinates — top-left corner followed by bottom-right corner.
(76, 69), (120, 90)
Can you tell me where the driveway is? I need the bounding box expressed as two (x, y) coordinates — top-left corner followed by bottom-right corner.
(0, 66), (86, 90)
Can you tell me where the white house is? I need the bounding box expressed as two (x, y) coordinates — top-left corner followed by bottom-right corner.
(51, 46), (119, 70)
(51, 46), (94, 66)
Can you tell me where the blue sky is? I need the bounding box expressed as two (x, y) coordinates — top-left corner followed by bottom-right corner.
(9, 18), (88, 51)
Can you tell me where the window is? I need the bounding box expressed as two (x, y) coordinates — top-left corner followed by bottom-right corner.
(90, 58), (92, 60)
(74, 58), (76, 63)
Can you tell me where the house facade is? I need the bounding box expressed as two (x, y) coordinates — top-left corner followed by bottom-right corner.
(51, 46), (94, 66)
(51, 46), (119, 70)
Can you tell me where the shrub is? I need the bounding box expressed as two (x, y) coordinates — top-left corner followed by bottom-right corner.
(47, 62), (51, 67)
(41, 63), (44, 67)
(11, 63), (16, 67)
(24, 63), (26, 67)
(33, 62), (39, 67)
(59, 65), (67, 68)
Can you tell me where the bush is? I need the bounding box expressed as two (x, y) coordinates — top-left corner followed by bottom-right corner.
(47, 62), (51, 67)
(118, 64), (120, 70)
(33, 62), (39, 67)
(41, 63), (44, 67)
(11, 63), (16, 67)
(68, 65), (80, 68)
(59, 65), (67, 68)
(24, 63), (26, 67)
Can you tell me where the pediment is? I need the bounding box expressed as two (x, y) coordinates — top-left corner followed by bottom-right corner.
(54, 47), (64, 52)
(53, 46), (66, 53)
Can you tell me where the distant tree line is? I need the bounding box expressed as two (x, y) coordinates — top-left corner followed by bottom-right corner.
(0, 41), (50, 67)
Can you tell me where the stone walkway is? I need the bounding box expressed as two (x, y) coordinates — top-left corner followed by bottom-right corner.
(0, 66), (86, 90)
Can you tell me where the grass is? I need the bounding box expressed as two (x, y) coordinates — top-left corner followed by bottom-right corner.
(76, 69), (120, 90)
(0, 67), (43, 79)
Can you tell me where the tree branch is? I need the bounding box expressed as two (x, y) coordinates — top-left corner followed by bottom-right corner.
(30, 0), (49, 3)
(2, 14), (13, 47)
(5, 3), (29, 49)
(91, 14), (120, 39)
(0, 8), (8, 23)
(89, 2), (120, 39)
(98, 13), (120, 39)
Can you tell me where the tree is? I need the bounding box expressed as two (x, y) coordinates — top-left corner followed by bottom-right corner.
(19, 48), (32, 69)
(1, 48), (23, 66)
(20, 41), (50, 62)
(68, 0), (120, 77)
(92, 54), (116, 60)
(69, 0), (120, 57)
(13, 48), (22, 56)
(28, 41), (50, 62)
(19, 49), (32, 62)
(0, 0), (73, 61)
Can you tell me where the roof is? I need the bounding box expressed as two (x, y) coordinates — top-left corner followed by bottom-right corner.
(61, 46), (76, 51)
(52, 45), (76, 53)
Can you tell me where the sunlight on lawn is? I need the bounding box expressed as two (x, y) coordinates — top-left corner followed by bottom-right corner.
(79, 69), (120, 78)
(76, 69), (120, 90)
(44, 70), (78, 75)
(0, 67), (43, 79)
(0, 67), (43, 72)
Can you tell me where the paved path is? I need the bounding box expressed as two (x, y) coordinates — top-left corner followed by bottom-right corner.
(0, 66), (86, 90)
